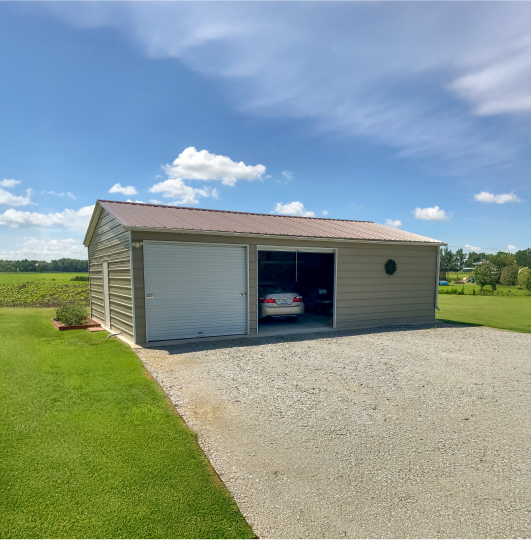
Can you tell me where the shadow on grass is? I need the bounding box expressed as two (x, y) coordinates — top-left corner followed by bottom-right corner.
(436, 318), (483, 328)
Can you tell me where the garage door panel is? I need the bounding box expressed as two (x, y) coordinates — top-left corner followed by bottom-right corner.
(144, 242), (248, 341)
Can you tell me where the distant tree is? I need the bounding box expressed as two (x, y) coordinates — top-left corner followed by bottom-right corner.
(454, 248), (466, 271)
(500, 264), (519, 286)
(465, 251), (482, 267)
(517, 267), (531, 290)
(0, 258), (88, 272)
(440, 248), (454, 272)
(515, 248), (531, 269)
(488, 251), (515, 271)
(474, 261), (499, 291)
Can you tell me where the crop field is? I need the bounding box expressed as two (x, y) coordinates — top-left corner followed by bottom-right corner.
(0, 272), (88, 283)
(0, 273), (90, 307)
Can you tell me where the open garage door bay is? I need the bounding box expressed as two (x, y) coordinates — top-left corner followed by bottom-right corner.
(143, 242), (248, 341)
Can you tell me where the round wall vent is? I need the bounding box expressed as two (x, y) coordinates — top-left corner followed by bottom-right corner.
(385, 259), (397, 276)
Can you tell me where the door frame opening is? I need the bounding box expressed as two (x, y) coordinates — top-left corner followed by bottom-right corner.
(256, 245), (337, 334)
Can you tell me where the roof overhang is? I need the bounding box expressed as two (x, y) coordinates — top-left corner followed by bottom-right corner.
(125, 225), (447, 247)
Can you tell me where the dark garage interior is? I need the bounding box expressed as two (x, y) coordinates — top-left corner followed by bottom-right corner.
(257, 250), (335, 334)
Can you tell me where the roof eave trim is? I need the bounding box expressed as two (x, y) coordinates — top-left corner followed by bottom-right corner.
(83, 202), (103, 247)
(124, 226), (447, 246)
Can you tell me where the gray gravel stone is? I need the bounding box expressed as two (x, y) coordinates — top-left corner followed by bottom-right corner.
(136, 324), (531, 539)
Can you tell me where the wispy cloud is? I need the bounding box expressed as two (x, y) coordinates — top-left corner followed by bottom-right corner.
(414, 206), (449, 221)
(0, 188), (33, 207)
(281, 170), (294, 180)
(273, 201), (315, 217)
(474, 191), (522, 204)
(0, 237), (86, 261)
(0, 206), (94, 231)
(46, 2), (531, 177)
(149, 178), (218, 205)
(0, 179), (21, 188)
(465, 244), (481, 252)
(109, 183), (137, 196)
(385, 219), (402, 228)
(49, 191), (77, 200)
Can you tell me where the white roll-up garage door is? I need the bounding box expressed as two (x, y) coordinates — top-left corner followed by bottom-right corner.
(143, 241), (248, 341)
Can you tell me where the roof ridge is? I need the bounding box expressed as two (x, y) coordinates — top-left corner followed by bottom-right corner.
(97, 199), (374, 224)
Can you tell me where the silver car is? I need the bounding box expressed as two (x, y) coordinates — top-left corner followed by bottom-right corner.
(258, 284), (304, 320)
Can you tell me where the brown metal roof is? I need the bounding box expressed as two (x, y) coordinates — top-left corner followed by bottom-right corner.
(95, 200), (444, 244)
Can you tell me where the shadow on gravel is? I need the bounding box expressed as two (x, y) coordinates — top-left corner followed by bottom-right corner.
(145, 322), (469, 355)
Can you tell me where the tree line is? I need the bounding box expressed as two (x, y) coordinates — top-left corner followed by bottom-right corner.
(440, 247), (531, 290)
(440, 247), (531, 272)
(0, 258), (88, 273)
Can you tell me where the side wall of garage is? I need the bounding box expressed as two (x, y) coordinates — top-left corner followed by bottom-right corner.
(88, 209), (134, 340)
(131, 231), (437, 343)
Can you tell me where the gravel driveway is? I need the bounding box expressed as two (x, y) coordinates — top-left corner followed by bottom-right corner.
(137, 325), (531, 539)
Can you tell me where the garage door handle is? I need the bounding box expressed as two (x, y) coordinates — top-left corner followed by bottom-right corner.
(240, 293), (247, 296)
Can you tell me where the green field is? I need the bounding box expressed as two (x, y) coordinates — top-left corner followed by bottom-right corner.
(0, 273), (90, 307)
(0, 309), (254, 539)
(436, 294), (531, 333)
(0, 272), (88, 283)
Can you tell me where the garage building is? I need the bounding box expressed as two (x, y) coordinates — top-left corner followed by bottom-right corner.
(83, 200), (445, 345)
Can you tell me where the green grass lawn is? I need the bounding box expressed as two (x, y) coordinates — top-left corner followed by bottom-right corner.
(439, 282), (531, 296)
(0, 272), (88, 283)
(0, 309), (254, 539)
(436, 294), (531, 333)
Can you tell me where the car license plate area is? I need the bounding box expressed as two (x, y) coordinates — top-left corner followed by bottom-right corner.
(275, 298), (292, 305)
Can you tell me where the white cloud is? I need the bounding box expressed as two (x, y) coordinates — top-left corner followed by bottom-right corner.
(48, 191), (77, 200)
(0, 188), (33, 207)
(473, 191), (522, 204)
(508, 244), (517, 251)
(465, 244), (482, 252)
(413, 206), (449, 221)
(149, 178), (217, 205)
(385, 219), (402, 228)
(0, 205), (94, 231)
(109, 183), (138, 196)
(322, 210), (329, 216)
(0, 237), (87, 261)
(281, 170), (294, 180)
(265, 175), (272, 179)
(126, 199), (146, 203)
(148, 199), (162, 204)
(0, 179), (21, 188)
(163, 147), (266, 187)
(273, 201), (315, 217)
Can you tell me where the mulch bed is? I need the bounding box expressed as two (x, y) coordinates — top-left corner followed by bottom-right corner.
(52, 317), (101, 331)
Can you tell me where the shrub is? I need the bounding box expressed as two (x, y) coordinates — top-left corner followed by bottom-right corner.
(517, 267), (531, 290)
(473, 262), (499, 291)
(56, 300), (87, 326)
(71, 275), (89, 281)
(500, 264), (519, 286)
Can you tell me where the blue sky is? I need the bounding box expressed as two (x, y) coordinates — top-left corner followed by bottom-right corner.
(1, 2), (530, 260)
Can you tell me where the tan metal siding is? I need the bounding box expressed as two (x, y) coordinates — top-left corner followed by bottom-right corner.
(88, 209), (133, 339)
(131, 231), (437, 343)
